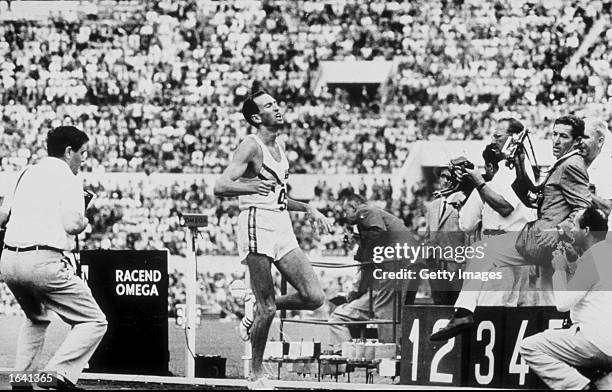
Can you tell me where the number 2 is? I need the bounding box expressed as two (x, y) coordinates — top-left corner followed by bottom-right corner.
(430, 319), (454, 383)
(408, 318), (455, 384)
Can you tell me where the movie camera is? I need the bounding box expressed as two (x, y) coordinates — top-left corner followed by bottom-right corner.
(432, 156), (475, 199)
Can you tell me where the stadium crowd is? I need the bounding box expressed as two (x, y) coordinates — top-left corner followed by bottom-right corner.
(2, 0), (612, 176)
(2, 0), (612, 316)
(81, 176), (427, 257)
(168, 269), (352, 320)
(0, 177), (427, 316)
(0, 263), (354, 318)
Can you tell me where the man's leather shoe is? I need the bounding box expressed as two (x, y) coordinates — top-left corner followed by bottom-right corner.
(10, 383), (34, 390)
(429, 314), (474, 342)
(37, 373), (84, 391)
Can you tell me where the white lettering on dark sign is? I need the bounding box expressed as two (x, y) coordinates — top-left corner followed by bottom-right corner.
(115, 269), (162, 296)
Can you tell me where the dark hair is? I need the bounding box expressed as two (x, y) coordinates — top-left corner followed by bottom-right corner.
(338, 188), (366, 204)
(241, 87), (267, 127)
(498, 117), (524, 135)
(46, 126), (89, 158)
(434, 166), (452, 178)
(578, 205), (609, 241)
(554, 115), (585, 139)
(482, 143), (502, 167)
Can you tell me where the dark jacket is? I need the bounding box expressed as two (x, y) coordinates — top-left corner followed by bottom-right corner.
(534, 153), (591, 232)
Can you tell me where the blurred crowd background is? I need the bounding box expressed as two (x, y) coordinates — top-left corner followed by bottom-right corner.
(2, 0), (612, 316)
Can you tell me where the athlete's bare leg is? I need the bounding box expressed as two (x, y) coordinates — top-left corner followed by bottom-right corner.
(245, 253), (276, 380)
(246, 248), (324, 379)
(275, 248), (325, 311)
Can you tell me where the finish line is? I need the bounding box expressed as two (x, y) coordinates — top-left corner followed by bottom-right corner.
(0, 368), (496, 390)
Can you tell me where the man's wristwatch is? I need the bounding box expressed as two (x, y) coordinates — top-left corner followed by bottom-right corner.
(476, 182), (486, 191)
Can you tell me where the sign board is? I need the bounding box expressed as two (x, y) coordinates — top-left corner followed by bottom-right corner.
(82, 250), (170, 376)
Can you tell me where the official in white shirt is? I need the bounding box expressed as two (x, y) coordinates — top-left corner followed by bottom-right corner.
(0, 126), (107, 390)
(581, 118), (612, 236)
(520, 206), (612, 390)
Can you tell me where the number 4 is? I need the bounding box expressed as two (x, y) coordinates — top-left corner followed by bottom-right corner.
(509, 320), (530, 385)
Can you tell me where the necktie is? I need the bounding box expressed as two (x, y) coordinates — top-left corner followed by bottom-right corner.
(440, 200), (447, 221)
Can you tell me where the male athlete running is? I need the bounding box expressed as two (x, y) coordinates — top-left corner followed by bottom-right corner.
(214, 89), (332, 389)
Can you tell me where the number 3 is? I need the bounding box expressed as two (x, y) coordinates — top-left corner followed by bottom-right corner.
(475, 321), (495, 385)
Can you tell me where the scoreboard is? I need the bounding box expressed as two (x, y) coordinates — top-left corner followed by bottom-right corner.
(400, 305), (566, 388)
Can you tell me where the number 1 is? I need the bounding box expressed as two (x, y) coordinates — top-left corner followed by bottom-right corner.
(408, 319), (419, 381)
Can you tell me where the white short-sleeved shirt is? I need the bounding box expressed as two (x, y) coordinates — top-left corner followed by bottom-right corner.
(458, 190), (484, 233)
(558, 241), (612, 355)
(0, 157), (84, 250)
(588, 139), (612, 199)
(588, 139), (612, 233)
(464, 162), (536, 232)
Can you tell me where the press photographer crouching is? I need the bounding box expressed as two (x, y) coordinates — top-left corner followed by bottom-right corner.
(520, 206), (612, 390)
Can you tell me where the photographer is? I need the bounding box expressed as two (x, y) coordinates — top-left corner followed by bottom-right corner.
(431, 115), (591, 342)
(459, 118), (535, 234)
(520, 206), (612, 390)
(423, 167), (466, 305)
(459, 118), (537, 306)
(0, 126), (107, 390)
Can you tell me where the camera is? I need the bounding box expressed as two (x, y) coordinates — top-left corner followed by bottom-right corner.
(433, 156), (475, 199)
(501, 128), (531, 168)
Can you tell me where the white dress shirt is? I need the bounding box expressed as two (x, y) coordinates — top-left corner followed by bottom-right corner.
(458, 190), (484, 233)
(0, 157), (84, 250)
(588, 137), (612, 199)
(553, 241), (612, 355)
(459, 162), (536, 233)
(587, 138), (612, 232)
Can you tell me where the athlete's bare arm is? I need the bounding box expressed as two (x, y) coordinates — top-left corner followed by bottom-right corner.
(214, 139), (276, 197)
(287, 198), (333, 233)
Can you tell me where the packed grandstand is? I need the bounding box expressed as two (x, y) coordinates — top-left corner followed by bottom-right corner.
(1, 0), (612, 316)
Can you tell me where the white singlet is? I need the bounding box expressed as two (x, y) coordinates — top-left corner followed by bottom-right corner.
(236, 134), (298, 262)
(238, 134), (289, 212)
